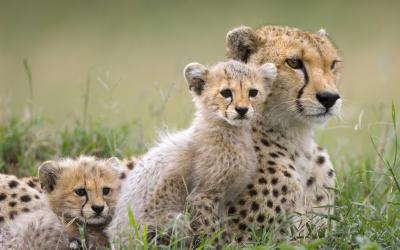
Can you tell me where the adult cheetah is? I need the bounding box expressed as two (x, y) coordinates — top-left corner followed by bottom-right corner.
(223, 25), (341, 243)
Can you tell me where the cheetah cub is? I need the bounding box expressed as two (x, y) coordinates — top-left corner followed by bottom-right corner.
(109, 60), (277, 244)
(0, 156), (127, 250)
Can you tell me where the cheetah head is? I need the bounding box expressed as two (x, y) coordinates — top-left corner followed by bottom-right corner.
(184, 60), (277, 127)
(226, 26), (342, 127)
(38, 156), (124, 227)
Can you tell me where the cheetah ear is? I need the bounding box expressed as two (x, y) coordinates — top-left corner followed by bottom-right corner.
(316, 28), (327, 36)
(38, 161), (62, 193)
(226, 26), (258, 62)
(258, 63), (277, 87)
(106, 157), (124, 173)
(107, 157), (127, 180)
(184, 62), (208, 96)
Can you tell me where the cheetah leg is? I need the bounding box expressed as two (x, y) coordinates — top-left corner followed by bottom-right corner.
(187, 193), (227, 247)
(141, 175), (190, 245)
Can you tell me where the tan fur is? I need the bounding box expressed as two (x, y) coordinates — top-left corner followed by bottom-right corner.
(227, 25), (342, 126)
(0, 208), (71, 250)
(20, 176), (42, 192)
(108, 60), (277, 246)
(41, 157), (120, 224)
(0, 156), (136, 227)
(223, 25), (341, 243)
(0, 174), (46, 225)
(0, 156), (131, 249)
(41, 156), (125, 249)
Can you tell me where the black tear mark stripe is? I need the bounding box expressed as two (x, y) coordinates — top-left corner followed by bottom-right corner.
(81, 180), (88, 217)
(81, 195), (88, 217)
(296, 62), (309, 113)
(297, 65), (309, 98)
(225, 93), (233, 119)
(223, 67), (233, 119)
(300, 66), (309, 84)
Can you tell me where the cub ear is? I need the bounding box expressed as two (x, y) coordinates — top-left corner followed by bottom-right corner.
(226, 26), (258, 62)
(107, 157), (128, 180)
(315, 28), (327, 36)
(38, 161), (62, 193)
(106, 157), (124, 172)
(258, 63), (277, 87)
(106, 157), (123, 171)
(183, 62), (208, 95)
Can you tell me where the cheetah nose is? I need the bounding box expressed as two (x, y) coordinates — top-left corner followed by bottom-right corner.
(235, 107), (249, 117)
(316, 92), (340, 109)
(91, 205), (104, 215)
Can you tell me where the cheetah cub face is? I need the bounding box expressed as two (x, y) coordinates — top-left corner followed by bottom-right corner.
(38, 156), (124, 226)
(184, 60), (277, 126)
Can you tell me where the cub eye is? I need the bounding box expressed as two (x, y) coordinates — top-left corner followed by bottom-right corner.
(74, 188), (87, 197)
(220, 89), (232, 98)
(286, 58), (303, 69)
(103, 187), (111, 195)
(331, 60), (341, 70)
(249, 89), (258, 98)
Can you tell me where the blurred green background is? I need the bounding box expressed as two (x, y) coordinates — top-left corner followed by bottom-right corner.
(1, 0), (399, 158)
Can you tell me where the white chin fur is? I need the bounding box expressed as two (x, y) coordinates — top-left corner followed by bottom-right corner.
(86, 216), (107, 225)
(303, 114), (331, 125)
(299, 99), (341, 125)
(228, 119), (250, 127)
(302, 106), (341, 125)
(216, 112), (250, 127)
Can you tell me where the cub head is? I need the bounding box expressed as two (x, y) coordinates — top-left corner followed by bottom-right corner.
(226, 26), (342, 126)
(184, 60), (277, 126)
(38, 156), (125, 227)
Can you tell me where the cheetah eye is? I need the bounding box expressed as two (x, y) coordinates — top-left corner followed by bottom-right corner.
(102, 187), (111, 195)
(285, 58), (303, 69)
(220, 89), (232, 98)
(74, 188), (87, 197)
(249, 89), (258, 98)
(331, 60), (341, 70)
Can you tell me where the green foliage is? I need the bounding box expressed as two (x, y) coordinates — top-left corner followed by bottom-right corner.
(0, 116), (145, 176)
(0, 104), (399, 249)
(60, 119), (136, 158)
(0, 116), (55, 175)
(110, 104), (399, 249)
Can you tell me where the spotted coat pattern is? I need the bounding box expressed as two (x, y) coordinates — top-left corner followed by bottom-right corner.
(0, 174), (46, 225)
(225, 121), (335, 243)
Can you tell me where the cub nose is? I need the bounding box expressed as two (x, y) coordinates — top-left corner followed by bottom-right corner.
(235, 107), (249, 117)
(91, 205), (104, 215)
(316, 92), (340, 109)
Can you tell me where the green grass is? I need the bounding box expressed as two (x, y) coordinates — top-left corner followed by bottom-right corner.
(0, 106), (399, 249)
(0, 116), (145, 176)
